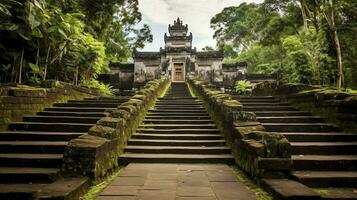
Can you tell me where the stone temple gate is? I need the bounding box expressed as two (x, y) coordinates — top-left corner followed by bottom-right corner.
(100, 18), (248, 89)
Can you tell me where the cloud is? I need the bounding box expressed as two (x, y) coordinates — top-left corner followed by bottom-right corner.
(138, 0), (263, 51)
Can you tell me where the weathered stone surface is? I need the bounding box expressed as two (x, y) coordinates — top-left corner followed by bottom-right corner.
(88, 125), (117, 139)
(97, 117), (122, 129)
(0, 84), (96, 131)
(62, 135), (118, 178)
(187, 77), (292, 178)
(97, 163), (258, 199)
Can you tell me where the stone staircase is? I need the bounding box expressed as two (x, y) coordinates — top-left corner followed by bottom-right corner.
(0, 96), (130, 199)
(234, 95), (357, 199)
(119, 83), (234, 164)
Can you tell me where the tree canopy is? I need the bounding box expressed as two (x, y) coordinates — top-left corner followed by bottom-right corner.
(0, 0), (152, 88)
(211, 0), (357, 88)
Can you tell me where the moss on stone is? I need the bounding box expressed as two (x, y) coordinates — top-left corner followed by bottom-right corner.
(89, 125), (117, 139)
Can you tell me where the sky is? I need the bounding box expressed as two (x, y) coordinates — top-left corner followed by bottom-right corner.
(137, 0), (263, 51)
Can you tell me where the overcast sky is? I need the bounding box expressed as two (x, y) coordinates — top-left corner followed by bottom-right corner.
(137, 0), (263, 51)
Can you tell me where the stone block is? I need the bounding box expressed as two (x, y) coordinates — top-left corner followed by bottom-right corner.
(62, 135), (118, 179)
(9, 88), (47, 97)
(89, 125), (117, 139)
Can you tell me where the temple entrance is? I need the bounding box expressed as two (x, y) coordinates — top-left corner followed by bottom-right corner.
(172, 63), (185, 82)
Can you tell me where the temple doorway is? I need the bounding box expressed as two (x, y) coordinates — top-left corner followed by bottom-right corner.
(172, 63), (185, 82)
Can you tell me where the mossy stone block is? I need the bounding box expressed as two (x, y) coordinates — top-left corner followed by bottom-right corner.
(88, 125), (117, 139)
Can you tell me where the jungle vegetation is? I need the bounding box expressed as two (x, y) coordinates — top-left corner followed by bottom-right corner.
(211, 0), (357, 89)
(0, 0), (152, 89)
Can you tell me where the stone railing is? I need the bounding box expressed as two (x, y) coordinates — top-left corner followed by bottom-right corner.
(0, 81), (100, 131)
(253, 81), (357, 132)
(62, 77), (170, 180)
(187, 77), (291, 178)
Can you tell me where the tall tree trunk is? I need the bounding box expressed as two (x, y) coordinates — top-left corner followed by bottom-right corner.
(329, 0), (344, 88)
(299, 0), (308, 31)
(18, 47), (24, 84)
(43, 45), (51, 81)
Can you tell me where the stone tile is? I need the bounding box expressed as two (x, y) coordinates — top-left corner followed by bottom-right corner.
(143, 180), (177, 190)
(211, 182), (256, 200)
(100, 186), (140, 196)
(176, 197), (217, 200)
(178, 171), (210, 187)
(177, 164), (205, 171)
(147, 173), (178, 180)
(177, 186), (215, 197)
(96, 196), (136, 200)
(201, 164), (231, 171)
(119, 169), (149, 177)
(206, 171), (237, 182)
(111, 177), (146, 186)
(137, 190), (176, 200)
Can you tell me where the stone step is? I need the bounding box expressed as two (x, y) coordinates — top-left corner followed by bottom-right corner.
(143, 119), (213, 124)
(68, 100), (127, 104)
(292, 171), (357, 187)
(0, 131), (85, 141)
(159, 97), (198, 100)
(261, 178), (320, 200)
(257, 116), (324, 123)
(155, 102), (201, 106)
(283, 132), (357, 142)
(147, 112), (209, 116)
(53, 102), (119, 108)
(136, 129), (220, 134)
(244, 106), (297, 111)
(241, 102), (289, 106)
(291, 142), (357, 155)
(45, 107), (110, 112)
(85, 97), (131, 101)
(118, 153), (234, 164)
(154, 107), (206, 111)
(149, 109), (207, 113)
(254, 111), (312, 117)
(36, 177), (89, 200)
(9, 122), (93, 132)
(145, 116), (211, 120)
(128, 139), (226, 146)
(138, 124), (216, 129)
(0, 141), (67, 154)
(0, 167), (59, 183)
(156, 100), (201, 103)
(131, 133), (222, 140)
(314, 187), (357, 199)
(155, 103), (203, 108)
(0, 183), (44, 199)
(124, 146), (230, 154)
(262, 123), (339, 132)
(0, 153), (62, 167)
(233, 96), (276, 100)
(23, 115), (100, 124)
(237, 99), (280, 103)
(37, 111), (106, 118)
(292, 155), (357, 171)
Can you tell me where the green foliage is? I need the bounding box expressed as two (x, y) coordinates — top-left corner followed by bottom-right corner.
(211, 0), (357, 89)
(235, 80), (252, 95)
(81, 79), (113, 96)
(0, 0), (152, 90)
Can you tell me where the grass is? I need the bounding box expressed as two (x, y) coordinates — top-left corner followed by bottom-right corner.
(315, 189), (331, 197)
(230, 165), (273, 200)
(80, 167), (124, 200)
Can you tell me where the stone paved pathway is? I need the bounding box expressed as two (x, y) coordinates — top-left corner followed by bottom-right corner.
(96, 163), (257, 200)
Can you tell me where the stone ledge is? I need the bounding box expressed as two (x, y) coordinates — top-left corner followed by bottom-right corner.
(62, 135), (118, 179)
(187, 77), (292, 178)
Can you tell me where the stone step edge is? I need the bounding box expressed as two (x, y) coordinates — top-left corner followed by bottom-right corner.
(260, 178), (321, 199)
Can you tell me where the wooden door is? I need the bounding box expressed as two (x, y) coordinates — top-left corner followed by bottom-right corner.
(173, 63), (184, 82)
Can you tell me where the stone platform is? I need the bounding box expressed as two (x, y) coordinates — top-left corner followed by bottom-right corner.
(97, 163), (257, 200)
